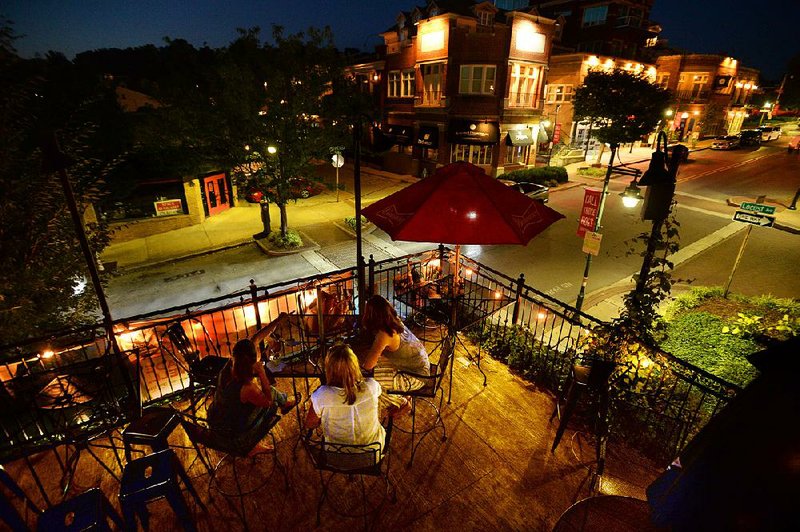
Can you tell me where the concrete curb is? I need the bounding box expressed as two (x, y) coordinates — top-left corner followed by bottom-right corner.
(108, 239), (255, 273)
(255, 230), (321, 256)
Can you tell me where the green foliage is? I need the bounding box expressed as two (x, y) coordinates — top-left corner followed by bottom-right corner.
(573, 69), (671, 147)
(267, 229), (302, 249)
(722, 313), (764, 338)
(501, 166), (568, 184)
(576, 166), (607, 178)
(659, 312), (760, 387)
(344, 215), (368, 232)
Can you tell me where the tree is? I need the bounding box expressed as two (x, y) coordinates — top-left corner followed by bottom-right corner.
(237, 25), (346, 240)
(778, 54), (799, 111)
(571, 69), (672, 313)
(0, 21), (124, 344)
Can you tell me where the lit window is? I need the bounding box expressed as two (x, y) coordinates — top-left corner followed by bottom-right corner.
(508, 62), (542, 107)
(460, 65), (496, 95)
(582, 5), (608, 27)
(388, 69), (415, 98)
(451, 144), (493, 165)
(478, 11), (494, 26)
(505, 144), (531, 165)
(546, 84), (573, 103)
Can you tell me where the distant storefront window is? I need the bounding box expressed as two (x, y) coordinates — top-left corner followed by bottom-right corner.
(505, 145), (530, 165)
(100, 180), (187, 221)
(451, 144), (493, 165)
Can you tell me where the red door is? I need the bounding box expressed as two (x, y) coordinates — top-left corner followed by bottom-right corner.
(202, 173), (230, 216)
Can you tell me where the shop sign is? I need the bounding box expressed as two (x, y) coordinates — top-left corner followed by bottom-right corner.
(447, 119), (500, 145)
(154, 199), (183, 216)
(552, 123), (562, 145)
(577, 188), (602, 237)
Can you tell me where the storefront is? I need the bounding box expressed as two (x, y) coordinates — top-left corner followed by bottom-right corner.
(447, 119), (500, 173)
(504, 128), (534, 167)
(201, 171), (232, 216)
(415, 124), (441, 178)
(382, 124), (415, 174)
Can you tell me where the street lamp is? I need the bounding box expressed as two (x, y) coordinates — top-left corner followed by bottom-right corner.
(620, 180), (644, 208)
(267, 145), (277, 155)
(759, 102), (772, 126)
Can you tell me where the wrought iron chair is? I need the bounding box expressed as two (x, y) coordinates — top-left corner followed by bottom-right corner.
(179, 408), (286, 515)
(303, 416), (394, 528)
(387, 334), (455, 466)
(162, 320), (228, 414)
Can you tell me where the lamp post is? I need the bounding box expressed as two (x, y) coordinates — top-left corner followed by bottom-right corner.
(758, 102), (772, 126)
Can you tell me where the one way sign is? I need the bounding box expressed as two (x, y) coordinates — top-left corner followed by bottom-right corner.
(733, 210), (775, 227)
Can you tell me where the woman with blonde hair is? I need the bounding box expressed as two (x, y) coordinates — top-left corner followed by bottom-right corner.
(306, 344), (385, 449)
(362, 294), (429, 416)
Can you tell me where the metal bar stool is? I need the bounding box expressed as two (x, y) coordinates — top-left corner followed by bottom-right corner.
(121, 406), (180, 462)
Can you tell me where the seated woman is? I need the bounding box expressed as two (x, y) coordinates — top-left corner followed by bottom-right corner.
(306, 344), (385, 450)
(207, 339), (297, 455)
(361, 294), (430, 416)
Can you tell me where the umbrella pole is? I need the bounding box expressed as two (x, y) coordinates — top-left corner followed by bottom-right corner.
(453, 244), (461, 288)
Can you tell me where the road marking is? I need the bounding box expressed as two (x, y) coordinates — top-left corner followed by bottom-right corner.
(676, 203), (734, 219)
(364, 232), (406, 257)
(678, 152), (776, 183)
(301, 250), (337, 272)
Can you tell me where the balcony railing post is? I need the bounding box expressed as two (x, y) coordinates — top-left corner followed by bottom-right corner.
(511, 273), (525, 325)
(368, 254), (376, 296)
(249, 279), (262, 329)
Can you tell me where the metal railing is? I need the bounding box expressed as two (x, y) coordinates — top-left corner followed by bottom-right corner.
(1, 248), (741, 462)
(505, 92), (542, 109)
(415, 91), (445, 107)
(675, 89), (709, 102)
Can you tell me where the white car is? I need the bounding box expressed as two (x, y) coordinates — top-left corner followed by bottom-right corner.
(758, 125), (782, 142)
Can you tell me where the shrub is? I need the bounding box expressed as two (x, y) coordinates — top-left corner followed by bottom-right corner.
(577, 166), (606, 178)
(344, 215), (369, 232)
(267, 229), (302, 249)
(502, 166), (568, 184)
(659, 311), (760, 387)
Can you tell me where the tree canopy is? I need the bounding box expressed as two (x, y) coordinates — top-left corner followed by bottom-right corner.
(573, 69), (672, 147)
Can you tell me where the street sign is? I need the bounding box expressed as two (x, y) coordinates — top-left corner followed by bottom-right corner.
(331, 153), (344, 168)
(582, 231), (602, 256)
(733, 210), (775, 227)
(740, 202), (776, 215)
(577, 188), (602, 238)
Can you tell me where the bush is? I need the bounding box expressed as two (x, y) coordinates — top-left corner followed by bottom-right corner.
(659, 311), (760, 387)
(344, 215), (369, 232)
(502, 166), (568, 184)
(267, 229), (302, 249)
(577, 167), (607, 178)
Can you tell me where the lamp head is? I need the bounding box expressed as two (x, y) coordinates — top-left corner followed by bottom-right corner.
(620, 180), (644, 208)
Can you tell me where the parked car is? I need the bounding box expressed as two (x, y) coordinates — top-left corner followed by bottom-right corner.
(788, 136), (800, 153)
(499, 180), (550, 203)
(739, 129), (762, 146)
(245, 177), (325, 203)
(711, 135), (741, 150)
(758, 125), (782, 142)
(666, 144), (690, 163)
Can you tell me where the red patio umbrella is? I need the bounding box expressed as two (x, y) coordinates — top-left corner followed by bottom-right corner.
(362, 162), (564, 283)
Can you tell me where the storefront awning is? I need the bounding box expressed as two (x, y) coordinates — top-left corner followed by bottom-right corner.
(387, 125), (413, 145)
(415, 126), (439, 148)
(505, 128), (534, 146)
(447, 119), (500, 145)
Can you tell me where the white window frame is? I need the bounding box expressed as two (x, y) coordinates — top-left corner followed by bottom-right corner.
(388, 70), (414, 98)
(509, 62), (541, 107)
(546, 84), (573, 103)
(459, 64), (496, 95)
(421, 62), (445, 105)
(478, 11), (494, 26)
(656, 73), (670, 88)
(450, 144), (493, 165)
(582, 5), (608, 27)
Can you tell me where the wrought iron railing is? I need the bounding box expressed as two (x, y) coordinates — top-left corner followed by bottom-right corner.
(1, 248), (740, 462)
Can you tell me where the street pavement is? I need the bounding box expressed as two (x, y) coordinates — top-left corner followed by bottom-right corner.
(101, 136), (800, 322)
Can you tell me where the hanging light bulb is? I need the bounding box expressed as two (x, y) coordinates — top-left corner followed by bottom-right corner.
(620, 180), (644, 208)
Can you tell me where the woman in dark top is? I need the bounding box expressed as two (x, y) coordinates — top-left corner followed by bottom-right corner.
(207, 339), (297, 454)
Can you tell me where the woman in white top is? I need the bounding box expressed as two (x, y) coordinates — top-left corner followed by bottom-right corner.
(306, 344), (386, 450)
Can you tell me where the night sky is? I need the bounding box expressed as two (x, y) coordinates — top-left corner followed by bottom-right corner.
(4, 0), (798, 81)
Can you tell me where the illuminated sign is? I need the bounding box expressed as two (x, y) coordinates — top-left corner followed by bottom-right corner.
(420, 30), (445, 52)
(515, 22), (545, 53)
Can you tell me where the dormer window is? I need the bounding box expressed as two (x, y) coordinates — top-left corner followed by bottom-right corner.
(478, 11), (494, 26)
(412, 11), (420, 23)
(429, 8), (439, 17)
(397, 15), (405, 30)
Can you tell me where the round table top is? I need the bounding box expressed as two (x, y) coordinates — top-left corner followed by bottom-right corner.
(36, 375), (94, 409)
(553, 495), (661, 532)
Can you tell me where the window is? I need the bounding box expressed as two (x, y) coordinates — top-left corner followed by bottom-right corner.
(451, 144), (493, 165)
(478, 11), (494, 26)
(616, 6), (642, 27)
(656, 73), (670, 88)
(421, 62), (445, 105)
(576, 41), (602, 53)
(505, 145), (530, 165)
(582, 5), (608, 27)
(423, 148), (437, 161)
(388, 70), (414, 98)
(546, 84), (573, 103)
(691, 74), (708, 98)
(460, 65), (496, 95)
(645, 36), (658, 47)
(508, 62), (541, 107)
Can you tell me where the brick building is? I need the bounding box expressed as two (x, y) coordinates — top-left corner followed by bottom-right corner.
(655, 54), (760, 139)
(542, 53), (656, 152)
(351, 0), (557, 177)
(529, 0), (661, 61)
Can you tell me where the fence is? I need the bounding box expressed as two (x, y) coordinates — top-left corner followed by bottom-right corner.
(1, 248), (740, 462)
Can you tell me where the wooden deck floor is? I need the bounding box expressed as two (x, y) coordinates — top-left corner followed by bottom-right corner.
(3, 337), (662, 531)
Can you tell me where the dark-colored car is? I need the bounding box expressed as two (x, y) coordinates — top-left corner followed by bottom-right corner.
(245, 177), (325, 203)
(711, 135), (741, 150)
(666, 144), (690, 163)
(739, 129), (762, 146)
(499, 180), (550, 203)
